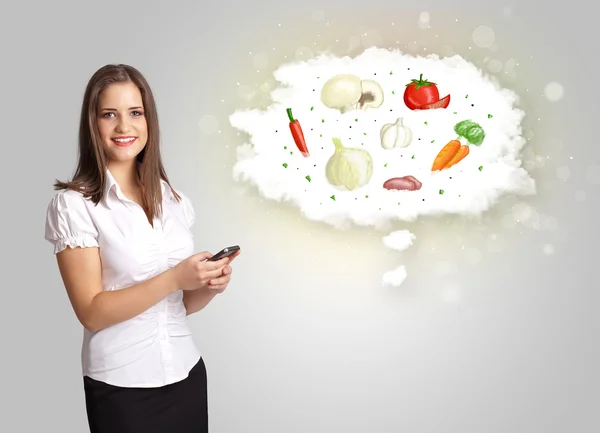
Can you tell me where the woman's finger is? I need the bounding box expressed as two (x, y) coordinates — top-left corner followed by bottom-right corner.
(208, 284), (227, 292)
(199, 267), (226, 280)
(209, 275), (231, 286)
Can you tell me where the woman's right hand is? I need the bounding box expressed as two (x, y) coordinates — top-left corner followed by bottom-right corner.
(172, 252), (230, 291)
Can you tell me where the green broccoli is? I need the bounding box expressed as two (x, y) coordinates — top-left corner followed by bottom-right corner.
(454, 120), (485, 146)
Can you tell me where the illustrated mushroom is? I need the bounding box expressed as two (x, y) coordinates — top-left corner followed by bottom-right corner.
(357, 80), (384, 110)
(320, 74), (384, 113)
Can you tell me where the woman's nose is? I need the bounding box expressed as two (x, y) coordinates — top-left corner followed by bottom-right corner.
(115, 116), (130, 133)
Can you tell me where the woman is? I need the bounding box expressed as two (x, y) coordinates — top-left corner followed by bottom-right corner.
(44, 64), (239, 433)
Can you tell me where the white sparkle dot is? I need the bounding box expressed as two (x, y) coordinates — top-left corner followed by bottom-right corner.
(544, 82), (564, 101)
(542, 244), (555, 255)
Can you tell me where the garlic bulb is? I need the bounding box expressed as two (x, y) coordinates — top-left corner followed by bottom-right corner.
(325, 137), (373, 191)
(380, 117), (412, 149)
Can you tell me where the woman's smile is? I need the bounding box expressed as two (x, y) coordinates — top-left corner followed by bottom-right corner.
(112, 136), (138, 147)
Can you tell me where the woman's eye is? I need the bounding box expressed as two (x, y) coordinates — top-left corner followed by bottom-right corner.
(100, 111), (143, 118)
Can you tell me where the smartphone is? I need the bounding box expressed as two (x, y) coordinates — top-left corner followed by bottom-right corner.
(207, 245), (240, 261)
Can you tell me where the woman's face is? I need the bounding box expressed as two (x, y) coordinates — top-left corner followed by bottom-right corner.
(97, 81), (148, 164)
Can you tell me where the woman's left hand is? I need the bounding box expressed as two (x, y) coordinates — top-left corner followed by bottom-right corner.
(207, 250), (240, 293)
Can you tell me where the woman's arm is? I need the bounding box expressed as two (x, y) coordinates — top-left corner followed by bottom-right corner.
(56, 246), (179, 332)
(182, 290), (218, 316)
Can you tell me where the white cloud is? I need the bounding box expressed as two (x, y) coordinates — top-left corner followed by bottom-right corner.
(382, 230), (416, 251)
(229, 47), (536, 286)
(382, 265), (408, 287)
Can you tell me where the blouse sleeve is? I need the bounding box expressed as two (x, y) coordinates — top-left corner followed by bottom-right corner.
(180, 192), (196, 229)
(44, 190), (99, 254)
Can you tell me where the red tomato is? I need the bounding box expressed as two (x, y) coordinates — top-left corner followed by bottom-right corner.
(404, 74), (439, 110)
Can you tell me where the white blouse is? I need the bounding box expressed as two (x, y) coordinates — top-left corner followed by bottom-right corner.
(44, 169), (201, 388)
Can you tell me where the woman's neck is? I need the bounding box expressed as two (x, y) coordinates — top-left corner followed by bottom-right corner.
(107, 159), (140, 192)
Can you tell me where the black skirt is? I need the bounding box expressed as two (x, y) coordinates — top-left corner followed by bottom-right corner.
(83, 357), (208, 433)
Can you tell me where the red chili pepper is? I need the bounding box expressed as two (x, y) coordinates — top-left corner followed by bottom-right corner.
(286, 108), (309, 157)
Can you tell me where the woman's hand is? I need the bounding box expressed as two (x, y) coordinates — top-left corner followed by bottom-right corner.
(207, 249), (241, 293)
(172, 251), (231, 291)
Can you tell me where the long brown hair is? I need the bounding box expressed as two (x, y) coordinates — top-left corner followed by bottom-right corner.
(55, 64), (180, 217)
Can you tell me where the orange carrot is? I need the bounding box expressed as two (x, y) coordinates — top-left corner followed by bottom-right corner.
(444, 145), (469, 169)
(431, 140), (461, 171)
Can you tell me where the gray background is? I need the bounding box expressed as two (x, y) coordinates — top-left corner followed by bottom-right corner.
(1, 0), (598, 432)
